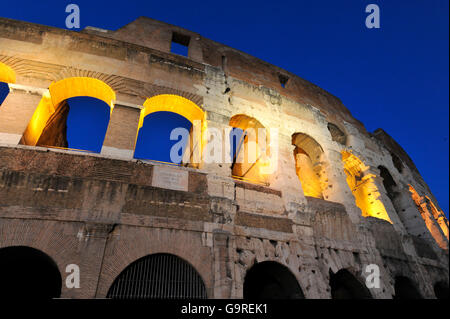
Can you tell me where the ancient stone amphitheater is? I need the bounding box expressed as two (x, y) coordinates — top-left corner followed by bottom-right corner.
(0, 16), (448, 299)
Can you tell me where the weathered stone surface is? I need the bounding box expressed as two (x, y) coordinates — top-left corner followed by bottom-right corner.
(0, 16), (448, 299)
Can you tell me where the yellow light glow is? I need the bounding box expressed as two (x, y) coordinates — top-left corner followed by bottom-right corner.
(295, 150), (323, 198)
(49, 77), (116, 112)
(342, 151), (392, 223)
(409, 185), (448, 249)
(138, 94), (207, 164)
(21, 77), (116, 147)
(0, 62), (16, 84)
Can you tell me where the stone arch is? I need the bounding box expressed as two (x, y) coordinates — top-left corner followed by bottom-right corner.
(20, 77), (116, 153)
(408, 184), (448, 249)
(229, 114), (271, 185)
(243, 261), (305, 299)
(107, 253), (207, 299)
(0, 246), (62, 299)
(0, 61), (15, 106)
(341, 151), (392, 223)
(390, 152), (404, 174)
(134, 94), (207, 167)
(96, 227), (213, 298)
(292, 133), (326, 199)
(393, 276), (423, 299)
(434, 281), (449, 299)
(327, 122), (347, 145)
(329, 268), (373, 299)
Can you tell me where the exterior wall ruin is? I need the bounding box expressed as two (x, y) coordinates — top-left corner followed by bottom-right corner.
(0, 16), (448, 299)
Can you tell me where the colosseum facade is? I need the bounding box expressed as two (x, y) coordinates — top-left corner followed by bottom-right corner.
(0, 16), (448, 299)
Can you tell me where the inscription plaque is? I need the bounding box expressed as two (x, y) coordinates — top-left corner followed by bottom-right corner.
(152, 166), (189, 192)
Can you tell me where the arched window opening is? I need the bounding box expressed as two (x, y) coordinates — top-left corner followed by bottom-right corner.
(390, 152), (404, 173)
(342, 151), (392, 223)
(107, 253), (207, 299)
(20, 77), (116, 153)
(378, 166), (398, 202)
(0, 61), (16, 106)
(408, 185), (448, 249)
(327, 123), (346, 145)
(292, 133), (325, 199)
(243, 261), (304, 299)
(393, 276), (423, 299)
(0, 246), (62, 299)
(229, 115), (270, 185)
(329, 269), (372, 299)
(134, 94), (206, 167)
(434, 281), (449, 299)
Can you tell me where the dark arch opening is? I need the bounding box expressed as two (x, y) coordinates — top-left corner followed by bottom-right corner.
(393, 276), (423, 299)
(434, 281), (449, 299)
(327, 123), (347, 145)
(329, 269), (373, 299)
(0, 246), (62, 299)
(378, 165), (399, 202)
(107, 253), (207, 299)
(243, 261), (305, 299)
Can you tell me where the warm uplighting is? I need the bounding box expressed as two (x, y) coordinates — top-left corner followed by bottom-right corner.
(409, 185), (448, 249)
(20, 77), (116, 152)
(342, 151), (392, 223)
(229, 114), (270, 185)
(49, 77), (116, 111)
(135, 94), (207, 165)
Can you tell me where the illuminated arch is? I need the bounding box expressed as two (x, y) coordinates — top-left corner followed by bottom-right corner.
(229, 114), (271, 185)
(292, 133), (326, 199)
(20, 77), (116, 153)
(0, 62), (16, 107)
(342, 151), (392, 223)
(329, 269), (372, 299)
(408, 185), (448, 249)
(134, 94), (207, 166)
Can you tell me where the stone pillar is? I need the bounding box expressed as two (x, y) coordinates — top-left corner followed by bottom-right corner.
(101, 104), (140, 159)
(212, 229), (233, 298)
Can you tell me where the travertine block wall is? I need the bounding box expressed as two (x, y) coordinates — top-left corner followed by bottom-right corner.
(0, 16), (448, 299)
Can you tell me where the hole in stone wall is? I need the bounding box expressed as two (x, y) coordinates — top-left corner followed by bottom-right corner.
(171, 32), (190, 57)
(278, 74), (289, 88)
(378, 166), (398, 202)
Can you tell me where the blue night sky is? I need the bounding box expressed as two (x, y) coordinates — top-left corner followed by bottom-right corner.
(1, 0), (448, 215)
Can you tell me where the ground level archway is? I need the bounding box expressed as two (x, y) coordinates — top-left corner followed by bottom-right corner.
(243, 261), (304, 299)
(329, 269), (373, 299)
(393, 276), (423, 299)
